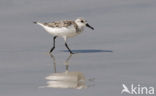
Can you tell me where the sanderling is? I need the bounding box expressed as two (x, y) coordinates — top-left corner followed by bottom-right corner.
(34, 17), (94, 54)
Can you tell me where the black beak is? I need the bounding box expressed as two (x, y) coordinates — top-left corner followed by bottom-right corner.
(86, 23), (94, 30)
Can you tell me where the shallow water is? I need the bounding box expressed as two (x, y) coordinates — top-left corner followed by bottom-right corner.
(0, 0), (156, 96)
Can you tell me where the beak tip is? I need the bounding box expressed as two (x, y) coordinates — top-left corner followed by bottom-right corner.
(86, 23), (94, 30)
(90, 27), (94, 30)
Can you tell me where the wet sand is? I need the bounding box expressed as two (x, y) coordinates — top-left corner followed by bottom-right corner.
(0, 0), (156, 96)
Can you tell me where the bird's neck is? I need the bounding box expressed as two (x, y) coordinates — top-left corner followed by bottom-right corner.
(78, 25), (85, 31)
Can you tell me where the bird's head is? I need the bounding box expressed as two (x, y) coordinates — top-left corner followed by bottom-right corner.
(75, 18), (94, 30)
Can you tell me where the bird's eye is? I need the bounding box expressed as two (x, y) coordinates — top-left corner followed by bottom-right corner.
(81, 20), (84, 23)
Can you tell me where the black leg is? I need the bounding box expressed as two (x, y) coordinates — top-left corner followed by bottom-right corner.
(65, 42), (74, 54)
(49, 36), (57, 54)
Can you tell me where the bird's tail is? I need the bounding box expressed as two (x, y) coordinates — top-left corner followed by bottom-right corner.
(33, 21), (37, 24)
(33, 21), (44, 27)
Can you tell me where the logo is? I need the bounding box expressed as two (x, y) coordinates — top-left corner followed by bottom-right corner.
(121, 84), (155, 95)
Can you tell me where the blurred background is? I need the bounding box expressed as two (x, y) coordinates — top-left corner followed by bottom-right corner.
(0, 0), (156, 96)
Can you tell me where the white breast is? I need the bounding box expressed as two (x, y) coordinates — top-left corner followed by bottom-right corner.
(43, 25), (81, 38)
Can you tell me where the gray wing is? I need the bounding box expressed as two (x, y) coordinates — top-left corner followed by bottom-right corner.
(43, 20), (74, 28)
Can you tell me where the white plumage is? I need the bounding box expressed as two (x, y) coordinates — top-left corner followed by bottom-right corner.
(34, 17), (94, 54)
(36, 22), (80, 38)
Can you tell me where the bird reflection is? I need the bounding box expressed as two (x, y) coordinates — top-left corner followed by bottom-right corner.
(44, 54), (86, 89)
